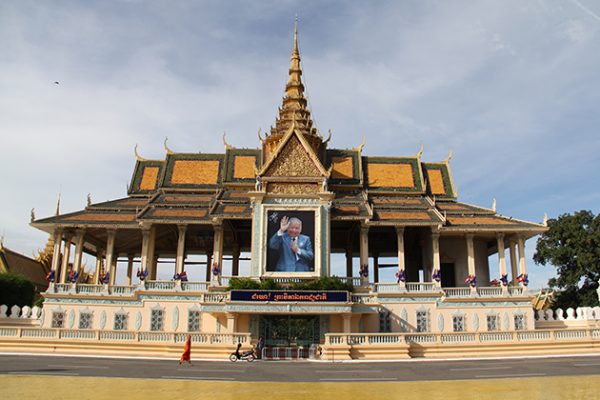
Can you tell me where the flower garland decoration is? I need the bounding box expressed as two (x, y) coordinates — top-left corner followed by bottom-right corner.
(45, 270), (56, 283)
(136, 268), (148, 281)
(359, 264), (369, 278)
(212, 262), (221, 277)
(499, 274), (508, 286)
(100, 271), (110, 284)
(179, 271), (188, 282)
(395, 269), (406, 283)
(517, 273), (529, 286)
(431, 269), (441, 282)
(464, 274), (477, 287)
(68, 270), (79, 283)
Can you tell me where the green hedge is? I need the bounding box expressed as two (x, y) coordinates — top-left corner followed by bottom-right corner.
(0, 273), (35, 307)
(227, 276), (353, 291)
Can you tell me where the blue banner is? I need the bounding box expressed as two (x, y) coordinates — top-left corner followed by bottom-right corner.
(230, 290), (349, 302)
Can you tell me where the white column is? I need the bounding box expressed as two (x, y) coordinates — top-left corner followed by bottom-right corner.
(496, 234), (507, 291)
(148, 227), (157, 280)
(50, 229), (63, 278)
(509, 239), (518, 285)
(72, 229), (85, 280)
(176, 225), (187, 275)
(59, 236), (72, 284)
(466, 234), (476, 286)
(106, 230), (117, 285)
(93, 252), (103, 284)
(212, 224), (224, 284)
(431, 230), (440, 286)
(140, 227), (151, 273)
(359, 225), (369, 285)
(517, 236), (527, 284)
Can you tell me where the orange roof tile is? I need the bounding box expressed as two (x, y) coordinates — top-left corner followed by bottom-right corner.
(331, 156), (354, 179)
(171, 160), (220, 185)
(368, 163), (414, 188)
(139, 166), (159, 191)
(233, 155), (257, 179)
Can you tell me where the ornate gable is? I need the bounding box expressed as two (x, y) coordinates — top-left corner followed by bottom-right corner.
(264, 134), (323, 178)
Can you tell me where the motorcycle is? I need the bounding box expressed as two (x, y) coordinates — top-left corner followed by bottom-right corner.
(229, 349), (255, 362)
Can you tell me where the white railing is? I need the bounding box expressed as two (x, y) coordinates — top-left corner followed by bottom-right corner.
(324, 328), (600, 348)
(53, 284), (72, 293)
(203, 293), (229, 303)
(405, 282), (438, 292)
(110, 285), (137, 296)
(374, 283), (404, 293)
(351, 294), (378, 304)
(477, 287), (503, 297)
(536, 306), (600, 322)
(99, 331), (136, 341)
(509, 287), (525, 295)
(60, 329), (97, 339)
(444, 288), (472, 297)
(77, 284), (105, 294)
(144, 281), (177, 291)
(181, 282), (209, 292)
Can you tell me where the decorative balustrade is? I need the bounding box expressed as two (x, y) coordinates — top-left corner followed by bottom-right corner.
(203, 293), (229, 303)
(477, 287), (504, 297)
(405, 282), (438, 292)
(508, 287), (525, 295)
(181, 282), (209, 292)
(110, 285), (137, 296)
(77, 284), (105, 294)
(144, 281), (177, 291)
(324, 329), (600, 348)
(351, 294), (378, 304)
(535, 306), (600, 322)
(444, 288), (472, 297)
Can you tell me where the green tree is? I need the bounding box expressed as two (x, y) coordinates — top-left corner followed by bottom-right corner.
(0, 273), (35, 307)
(533, 210), (600, 308)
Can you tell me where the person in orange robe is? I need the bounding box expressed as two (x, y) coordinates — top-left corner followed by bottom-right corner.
(179, 335), (192, 366)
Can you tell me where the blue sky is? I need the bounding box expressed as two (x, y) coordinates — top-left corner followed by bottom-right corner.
(1, 1), (599, 288)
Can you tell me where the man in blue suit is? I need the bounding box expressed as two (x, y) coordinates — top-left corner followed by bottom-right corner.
(268, 216), (314, 272)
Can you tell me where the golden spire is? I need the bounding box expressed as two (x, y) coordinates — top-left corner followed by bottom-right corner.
(269, 18), (317, 138)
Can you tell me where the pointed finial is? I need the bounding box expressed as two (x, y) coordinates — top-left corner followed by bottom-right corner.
(445, 148), (453, 162)
(164, 137), (174, 155)
(294, 15), (299, 53)
(492, 198), (497, 212)
(257, 128), (264, 144)
(222, 132), (233, 149)
(323, 129), (332, 145)
(543, 213), (548, 226)
(355, 135), (366, 152)
(30, 208), (35, 223)
(134, 144), (147, 161)
(87, 193), (92, 207)
(55, 193), (61, 216)
(417, 143), (424, 158)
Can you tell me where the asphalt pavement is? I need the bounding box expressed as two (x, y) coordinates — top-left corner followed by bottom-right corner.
(1, 353), (599, 382)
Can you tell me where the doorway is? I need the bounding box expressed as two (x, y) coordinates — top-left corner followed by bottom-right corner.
(259, 315), (320, 347)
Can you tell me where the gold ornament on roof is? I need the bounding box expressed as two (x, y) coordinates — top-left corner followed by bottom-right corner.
(134, 144), (147, 161)
(164, 137), (174, 155)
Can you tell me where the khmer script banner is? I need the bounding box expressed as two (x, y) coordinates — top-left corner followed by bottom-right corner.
(230, 290), (349, 302)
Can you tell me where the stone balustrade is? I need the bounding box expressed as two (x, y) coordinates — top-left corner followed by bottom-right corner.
(535, 306), (600, 322)
(0, 304), (42, 319)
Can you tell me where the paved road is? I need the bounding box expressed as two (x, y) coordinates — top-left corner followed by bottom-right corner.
(0, 354), (599, 382)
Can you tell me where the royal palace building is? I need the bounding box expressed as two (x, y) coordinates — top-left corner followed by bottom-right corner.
(27, 25), (555, 359)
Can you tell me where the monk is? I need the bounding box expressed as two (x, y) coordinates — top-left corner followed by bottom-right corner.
(179, 335), (193, 366)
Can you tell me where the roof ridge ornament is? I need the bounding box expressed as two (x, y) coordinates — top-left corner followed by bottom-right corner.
(444, 148), (453, 163)
(87, 193), (92, 207)
(134, 144), (147, 161)
(417, 143), (424, 159)
(257, 128), (264, 144)
(323, 129), (332, 145)
(30, 208), (35, 223)
(543, 213), (548, 226)
(55, 193), (61, 216)
(355, 135), (366, 152)
(492, 198), (497, 212)
(164, 137), (174, 155)
(222, 132), (233, 150)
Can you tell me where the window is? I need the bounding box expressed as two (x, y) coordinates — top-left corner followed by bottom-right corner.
(452, 315), (465, 332)
(514, 314), (526, 331)
(486, 315), (499, 331)
(114, 314), (128, 331)
(79, 312), (93, 329)
(416, 311), (429, 333)
(150, 309), (164, 331)
(188, 310), (201, 332)
(51, 312), (64, 328)
(379, 311), (391, 333)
